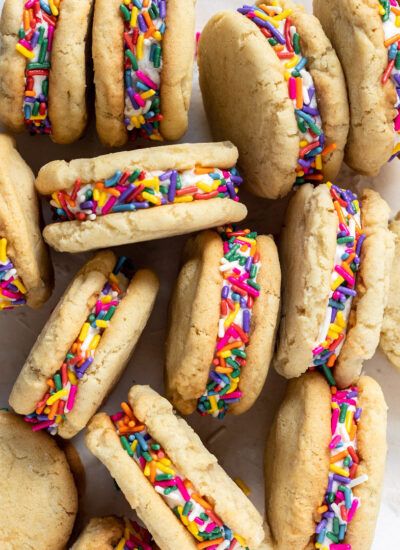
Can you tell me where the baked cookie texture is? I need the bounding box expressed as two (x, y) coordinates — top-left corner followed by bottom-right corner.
(0, 134), (53, 308)
(0, 410), (78, 549)
(198, 1), (348, 199)
(0, 0), (92, 142)
(166, 230), (281, 415)
(71, 516), (125, 550)
(380, 214), (400, 370)
(93, 0), (195, 146)
(314, 0), (396, 175)
(264, 373), (387, 550)
(86, 385), (268, 550)
(9, 250), (159, 438)
(274, 184), (394, 387)
(35, 142), (247, 252)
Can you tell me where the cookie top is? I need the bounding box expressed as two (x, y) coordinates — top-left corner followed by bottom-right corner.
(198, 1), (348, 198)
(0, 410), (77, 548)
(314, 0), (396, 175)
(380, 214), (400, 370)
(71, 516), (124, 550)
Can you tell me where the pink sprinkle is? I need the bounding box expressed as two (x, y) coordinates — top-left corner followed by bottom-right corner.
(223, 242), (229, 254)
(32, 420), (53, 432)
(175, 477), (190, 501)
(334, 265), (355, 286)
(288, 77), (296, 99)
(329, 434), (341, 449)
(330, 545), (351, 550)
(110, 411), (124, 422)
(47, 25), (55, 51)
(194, 517), (204, 525)
(2, 289), (21, 299)
(25, 0), (36, 8)
(102, 196), (117, 215)
(331, 407), (339, 434)
(66, 384), (78, 411)
(220, 391), (242, 400)
(205, 522), (218, 533)
(153, 479), (177, 488)
(347, 498), (359, 522)
(136, 70), (158, 90)
(394, 112), (400, 132)
(227, 277), (259, 297)
(134, 93), (146, 107)
(312, 345), (325, 356)
(19, 38), (33, 50)
(339, 222), (350, 236)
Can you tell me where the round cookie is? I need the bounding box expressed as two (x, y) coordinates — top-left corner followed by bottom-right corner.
(314, 0), (398, 175)
(93, 0), (195, 147)
(198, 0), (349, 199)
(264, 373), (387, 550)
(0, 134), (53, 309)
(0, 410), (77, 548)
(165, 228), (281, 417)
(380, 213), (400, 371)
(86, 384), (269, 550)
(9, 250), (159, 438)
(34, 142), (248, 253)
(0, 0), (93, 143)
(71, 517), (125, 550)
(274, 183), (394, 388)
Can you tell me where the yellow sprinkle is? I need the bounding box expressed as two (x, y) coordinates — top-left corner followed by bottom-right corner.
(285, 55), (299, 69)
(149, 133), (163, 141)
(130, 5), (138, 27)
(115, 540), (125, 550)
(141, 89), (156, 99)
(235, 534), (247, 547)
(131, 439), (138, 452)
(78, 322), (90, 342)
(89, 334), (101, 350)
(330, 324), (344, 333)
(142, 191), (161, 205)
(55, 415), (63, 424)
(49, 0), (59, 15)
(219, 350), (232, 359)
(396, 15), (400, 27)
(153, 30), (162, 41)
(379, 5), (386, 15)
(196, 181), (212, 193)
(137, 34), (144, 60)
(141, 177), (160, 191)
(331, 276), (344, 291)
(0, 238), (7, 263)
(345, 410), (354, 435)
(96, 319), (109, 328)
(101, 295), (112, 304)
(253, 10), (279, 26)
(0, 302), (12, 310)
(156, 462), (175, 475)
(16, 43), (35, 59)
(274, 8), (293, 20)
(68, 371), (78, 385)
(98, 191), (108, 207)
(160, 457), (172, 466)
(29, 115), (46, 121)
(299, 140), (308, 147)
(208, 395), (218, 414)
(284, 70), (291, 81)
(93, 189), (100, 201)
(130, 116), (141, 129)
(331, 402), (340, 410)
(187, 521), (199, 537)
(315, 154), (322, 170)
(144, 462), (151, 477)
(13, 278), (27, 294)
(329, 464), (349, 477)
(173, 195), (194, 203)
(109, 273), (119, 285)
(51, 192), (62, 208)
(46, 389), (68, 406)
(234, 477), (251, 496)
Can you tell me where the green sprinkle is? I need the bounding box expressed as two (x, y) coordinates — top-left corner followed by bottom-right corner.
(119, 4), (131, 21)
(182, 501), (193, 516)
(268, 38), (278, 46)
(18, 29), (25, 39)
(293, 33), (301, 54)
(32, 101), (40, 116)
(320, 364), (336, 386)
(247, 279), (260, 290)
(129, 169), (141, 182)
(38, 39), (48, 64)
(232, 349), (246, 358)
(54, 373), (62, 391)
(396, 51), (400, 70)
(27, 62), (50, 70)
(42, 78), (49, 97)
(104, 306), (116, 321)
(326, 532), (339, 543)
(38, 26), (45, 45)
(333, 517), (339, 535)
(250, 264), (258, 278)
(120, 436), (133, 456)
(156, 474), (173, 481)
(164, 486), (178, 495)
(151, 443), (160, 451)
(337, 236), (354, 244)
(339, 403), (348, 423)
(125, 49), (138, 71)
(142, 451), (152, 462)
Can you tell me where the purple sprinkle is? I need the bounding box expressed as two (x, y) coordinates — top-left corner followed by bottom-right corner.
(138, 13), (148, 32)
(354, 407), (362, 421)
(356, 233), (366, 257)
(302, 105), (320, 116)
(337, 285), (357, 297)
(168, 171), (177, 203)
(159, 170), (172, 181)
(243, 310), (250, 333)
(132, 201), (150, 209)
(245, 256), (253, 272)
(221, 285), (229, 299)
(333, 474), (351, 484)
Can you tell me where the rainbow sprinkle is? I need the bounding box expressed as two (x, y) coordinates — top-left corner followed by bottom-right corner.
(112, 402), (249, 550)
(120, 0), (166, 141)
(314, 385), (367, 549)
(238, 2), (336, 184)
(16, 0), (61, 134)
(0, 238), (27, 310)
(115, 518), (156, 550)
(380, 0), (400, 160)
(310, 183), (364, 387)
(24, 257), (134, 434)
(50, 166), (242, 222)
(197, 228), (261, 419)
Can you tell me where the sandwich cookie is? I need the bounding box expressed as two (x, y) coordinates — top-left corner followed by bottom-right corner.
(9, 250), (159, 438)
(93, 0), (195, 147)
(264, 372), (387, 550)
(198, 0), (349, 199)
(0, 410), (78, 548)
(0, 134), (52, 310)
(35, 142), (248, 253)
(0, 0), (93, 143)
(86, 385), (269, 550)
(274, 183), (394, 388)
(380, 212), (400, 371)
(314, 0), (400, 174)
(71, 516), (157, 550)
(166, 227), (281, 418)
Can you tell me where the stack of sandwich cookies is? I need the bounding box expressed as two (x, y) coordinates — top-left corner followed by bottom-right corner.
(0, 134), (53, 310)
(264, 373), (387, 550)
(93, 0), (195, 147)
(0, 0), (93, 143)
(71, 516), (157, 550)
(198, 0), (348, 198)
(9, 251), (159, 438)
(166, 228), (281, 417)
(86, 385), (269, 550)
(35, 142), (247, 253)
(274, 182), (394, 388)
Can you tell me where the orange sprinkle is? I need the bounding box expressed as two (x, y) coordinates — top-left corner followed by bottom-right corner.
(194, 166), (214, 175)
(317, 505), (328, 514)
(198, 539), (224, 549)
(217, 341), (242, 354)
(349, 423), (357, 441)
(48, 400), (59, 421)
(334, 201), (346, 225)
(106, 188), (121, 198)
(47, 379), (56, 389)
(327, 354), (336, 367)
(215, 367), (234, 374)
(150, 460), (157, 483)
(295, 77), (303, 109)
(23, 10), (30, 32)
(121, 402), (133, 418)
(143, 11), (154, 29)
(322, 143), (337, 156)
(192, 493), (212, 510)
(259, 3), (277, 15)
(384, 34), (400, 47)
(330, 450), (348, 463)
(95, 182), (105, 190)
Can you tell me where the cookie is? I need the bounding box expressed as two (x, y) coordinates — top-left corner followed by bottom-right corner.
(93, 0), (195, 147)
(71, 516), (157, 550)
(9, 250), (159, 438)
(0, 410), (78, 548)
(274, 183), (394, 388)
(166, 227), (281, 417)
(265, 373), (387, 550)
(314, 0), (400, 174)
(0, 0), (93, 143)
(380, 213), (400, 371)
(198, 0), (349, 199)
(86, 384), (268, 550)
(35, 142), (248, 253)
(0, 133), (53, 310)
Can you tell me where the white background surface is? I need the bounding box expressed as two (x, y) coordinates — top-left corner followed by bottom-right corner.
(0, 0), (399, 547)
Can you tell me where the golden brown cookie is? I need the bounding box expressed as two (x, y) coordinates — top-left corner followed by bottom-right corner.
(166, 228), (281, 417)
(0, 134), (53, 310)
(93, 0), (195, 147)
(198, 0), (349, 199)
(0, 410), (78, 549)
(265, 373), (387, 550)
(9, 250), (159, 438)
(35, 142), (248, 253)
(86, 384), (268, 550)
